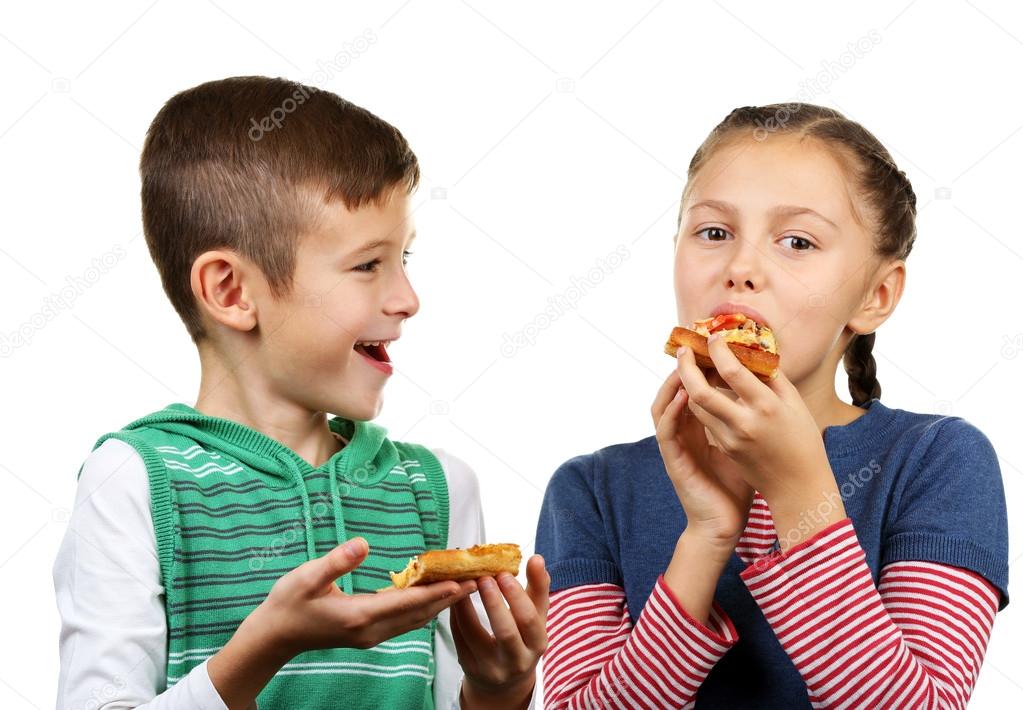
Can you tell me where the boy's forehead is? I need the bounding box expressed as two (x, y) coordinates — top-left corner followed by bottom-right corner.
(305, 190), (416, 251)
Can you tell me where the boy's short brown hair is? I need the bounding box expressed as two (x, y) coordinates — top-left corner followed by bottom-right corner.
(139, 75), (420, 344)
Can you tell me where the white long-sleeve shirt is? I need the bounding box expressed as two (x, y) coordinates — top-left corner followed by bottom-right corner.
(54, 437), (535, 710)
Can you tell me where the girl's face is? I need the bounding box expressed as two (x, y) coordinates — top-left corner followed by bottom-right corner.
(675, 133), (891, 392)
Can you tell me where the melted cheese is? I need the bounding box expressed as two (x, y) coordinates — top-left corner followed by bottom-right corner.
(692, 317), (778, 354)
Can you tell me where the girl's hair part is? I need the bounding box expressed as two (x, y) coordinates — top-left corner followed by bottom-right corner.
(680, 103), (917, 407)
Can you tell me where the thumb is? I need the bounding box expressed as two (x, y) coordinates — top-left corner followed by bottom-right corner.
(311, 537), (369, 587)
(525, 554), (550, 617)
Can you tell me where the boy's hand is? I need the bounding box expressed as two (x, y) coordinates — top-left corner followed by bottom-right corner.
(258, 537), (477, 655)
(210, 537), (476, 709)
(452, 555), (550, 710)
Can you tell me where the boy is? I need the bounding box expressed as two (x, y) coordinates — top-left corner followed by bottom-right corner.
(53, 76), (547, 709)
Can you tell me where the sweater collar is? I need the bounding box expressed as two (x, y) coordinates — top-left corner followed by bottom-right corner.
(821, 397), (900, 457)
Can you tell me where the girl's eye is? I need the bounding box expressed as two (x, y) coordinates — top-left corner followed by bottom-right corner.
(695, 227), (732, 242)
(694, 227), (816, 254)
(402, 250), (413, 266)
(780, 235), (816, 252)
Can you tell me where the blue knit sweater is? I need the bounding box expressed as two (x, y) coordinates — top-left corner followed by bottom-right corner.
(535, 397), (1009, 708)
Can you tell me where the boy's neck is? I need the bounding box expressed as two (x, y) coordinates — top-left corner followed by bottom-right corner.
(194, 345), (344, 468)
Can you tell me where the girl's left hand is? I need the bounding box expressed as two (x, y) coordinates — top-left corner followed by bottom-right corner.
(675, 332), (833, 503)
(451, 555), (549, 709)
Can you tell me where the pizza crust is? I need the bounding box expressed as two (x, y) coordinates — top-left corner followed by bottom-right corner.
(381, 543), (522, 590)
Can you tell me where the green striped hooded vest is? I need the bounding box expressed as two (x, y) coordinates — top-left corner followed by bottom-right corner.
(89, 403), (449, 708)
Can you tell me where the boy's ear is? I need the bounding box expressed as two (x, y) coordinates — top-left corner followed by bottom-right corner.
(190, 250), (259, 334)
(848, 258), (906, 336)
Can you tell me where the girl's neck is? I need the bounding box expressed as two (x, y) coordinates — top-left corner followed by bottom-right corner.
(798, 380), (868, 438)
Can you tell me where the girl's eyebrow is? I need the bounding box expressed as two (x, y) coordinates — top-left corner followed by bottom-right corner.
(688, 199), (838, 230)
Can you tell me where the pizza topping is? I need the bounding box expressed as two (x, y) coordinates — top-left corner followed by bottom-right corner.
(691, 313), (778, 354)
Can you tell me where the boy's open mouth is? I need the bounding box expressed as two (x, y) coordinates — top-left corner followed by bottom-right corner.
(354, 341), (391, 363)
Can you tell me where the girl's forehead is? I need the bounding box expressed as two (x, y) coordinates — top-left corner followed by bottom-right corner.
(688, 136), (858, 225)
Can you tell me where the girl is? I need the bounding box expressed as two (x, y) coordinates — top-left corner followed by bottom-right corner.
(535, 104), (1009, 709)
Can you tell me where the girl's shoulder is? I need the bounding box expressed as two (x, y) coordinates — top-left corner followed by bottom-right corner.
(545, 434), (663, 498)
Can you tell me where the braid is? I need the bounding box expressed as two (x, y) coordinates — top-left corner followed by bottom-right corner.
(843, 332), (881, 407)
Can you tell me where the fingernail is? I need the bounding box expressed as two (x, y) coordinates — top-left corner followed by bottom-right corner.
(677, 346), (688, 357)
(342, 538), (365, 555)
(708, 332), (720, 343)
(479, 577), (495, 591)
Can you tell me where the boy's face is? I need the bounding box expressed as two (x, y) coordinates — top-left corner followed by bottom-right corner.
(252, 187), (419, 421)
(674, 134), (882, 389)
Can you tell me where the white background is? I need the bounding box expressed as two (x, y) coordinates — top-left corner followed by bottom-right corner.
(2, 0), (1022, 707)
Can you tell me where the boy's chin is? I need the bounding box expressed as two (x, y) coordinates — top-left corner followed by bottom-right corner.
(330, 391), (385, 422)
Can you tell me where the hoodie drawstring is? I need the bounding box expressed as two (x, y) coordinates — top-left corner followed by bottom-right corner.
(277, 451), (355, 596)
(328, 466), (353, 596)
(277, 453), (318, 563)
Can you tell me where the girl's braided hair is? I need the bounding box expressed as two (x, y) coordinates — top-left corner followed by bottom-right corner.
(681, 104), (917, 406)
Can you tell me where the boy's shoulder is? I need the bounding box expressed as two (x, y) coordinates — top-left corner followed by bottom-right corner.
(78, 405), (194, 481)
(420, 446), (480, 493)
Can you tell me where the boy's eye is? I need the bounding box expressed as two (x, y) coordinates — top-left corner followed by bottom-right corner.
(354, 258), (382, 273)
(354, 251), (414, 273)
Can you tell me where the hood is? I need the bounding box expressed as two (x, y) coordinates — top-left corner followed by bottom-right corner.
(119, 402), (401, 594)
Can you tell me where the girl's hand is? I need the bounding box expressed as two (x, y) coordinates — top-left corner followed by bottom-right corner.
(675, 332), (836, 512)
(652, 356), (755, 553)
(451, 555), (549, 709)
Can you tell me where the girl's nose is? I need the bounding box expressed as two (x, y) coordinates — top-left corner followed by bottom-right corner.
(724, 234), (763, 292)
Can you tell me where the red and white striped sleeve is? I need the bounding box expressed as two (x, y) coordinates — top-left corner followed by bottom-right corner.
(543, 578), (739, 709)
(740, 517), (1000, 709)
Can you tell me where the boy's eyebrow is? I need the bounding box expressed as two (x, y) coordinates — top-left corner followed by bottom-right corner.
(688, 199), (838, 229)
(348, 230), (416, 257)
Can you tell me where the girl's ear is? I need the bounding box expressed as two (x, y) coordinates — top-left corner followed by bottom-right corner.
(190, 250), (259, 334)
(848, 259), (906, 335)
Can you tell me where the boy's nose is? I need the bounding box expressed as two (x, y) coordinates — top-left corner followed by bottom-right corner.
(385, 275), (420, 318)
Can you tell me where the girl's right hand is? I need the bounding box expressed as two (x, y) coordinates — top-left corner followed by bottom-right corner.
(651, 359), (756, 555)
